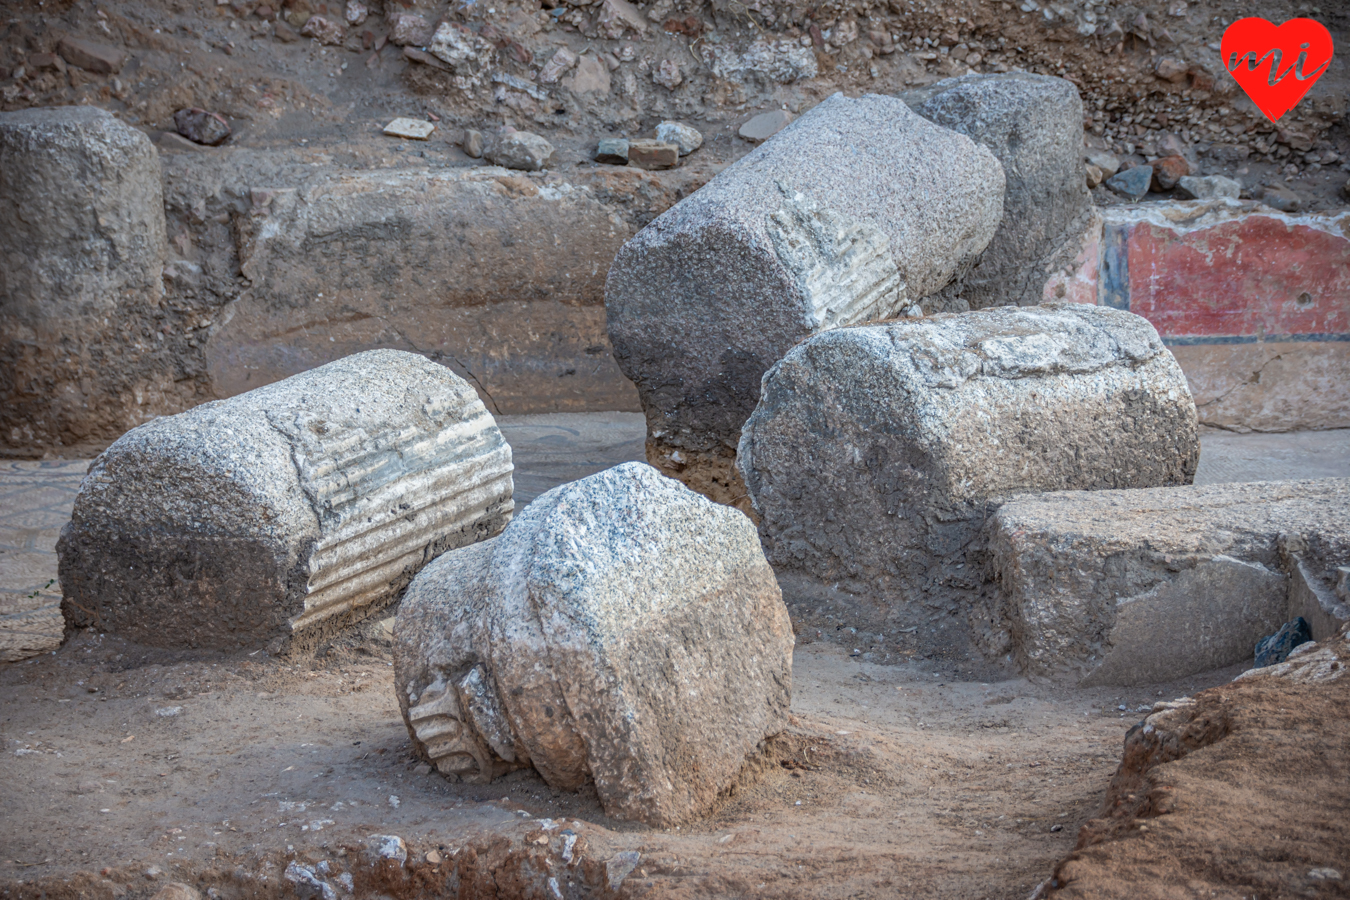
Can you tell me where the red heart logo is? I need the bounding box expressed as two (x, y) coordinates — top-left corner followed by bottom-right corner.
(1221, 17), (1333, 122)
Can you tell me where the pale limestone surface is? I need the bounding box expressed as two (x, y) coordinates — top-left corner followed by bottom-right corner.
(737, 304), (1198, 656)
(394, 462), (793, 826)
(57, 350), (513, 652)
(989, 478), (1350, 685)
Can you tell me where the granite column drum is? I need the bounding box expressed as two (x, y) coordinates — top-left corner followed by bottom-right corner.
(901, 73), (1098, 312)
(737, 303), (1199, 656)
(605, 92), (1005, 509)
(394, 462), (793, 827)
(57, 350), (514, 651)
(0, 106), (169, 453)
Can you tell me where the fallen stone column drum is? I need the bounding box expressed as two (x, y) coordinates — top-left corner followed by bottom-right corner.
(737, 303), (1199, 653)
(58, 349), (513, 651)
(989, 478), (1350, 685)
(901, 73), (1098, 312)
(605, 91), (1005, 508)
(394, 462), (793, 827)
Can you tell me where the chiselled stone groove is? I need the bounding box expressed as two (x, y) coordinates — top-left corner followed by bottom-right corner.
(767, 182), (909, 332)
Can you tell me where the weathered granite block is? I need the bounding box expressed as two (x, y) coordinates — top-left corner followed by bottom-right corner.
(737, 303), (1198, 654)
(988, 479), (1350, 685)
(0, 106), (169, 453)
(394, 462), (793, 826)
(58, 350), (513, 651)
(902, 73), (1098, 312)
(605, 92), (1004, 508)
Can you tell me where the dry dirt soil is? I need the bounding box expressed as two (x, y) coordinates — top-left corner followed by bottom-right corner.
(0, 616), (1285, 900)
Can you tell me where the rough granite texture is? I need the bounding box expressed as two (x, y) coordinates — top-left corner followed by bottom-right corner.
(0, 106), (169, 453)
(902, 73), (1097, 312)
(393, 462), (793, 827)
(737, 304), (1199, 655)
(58, 350), (513, 651)
(989, 478), (1350, 685)
(605, 92), (1004, 506)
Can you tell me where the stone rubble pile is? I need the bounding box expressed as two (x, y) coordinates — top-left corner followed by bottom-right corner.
(393, 462), (792, 826)
(58, 350), (514, 652)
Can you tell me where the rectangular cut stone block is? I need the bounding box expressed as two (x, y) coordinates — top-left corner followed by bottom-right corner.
(1095, 201), (1350, 432)
(206, 166), (640, 418)
(394, 462), (792, 826)
(989, 479), (1350, 685)
(57, 350), (513, 651)
(605, 92), (1005, 508)
(737, 304), (1198, 656)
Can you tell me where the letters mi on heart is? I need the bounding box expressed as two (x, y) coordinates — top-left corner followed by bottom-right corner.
(1221, 17), (1334, 122)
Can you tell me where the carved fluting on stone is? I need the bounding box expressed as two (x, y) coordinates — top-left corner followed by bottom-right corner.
(605, 92), (1004, 503)
(57, 350), (513, 651)
(766, 183), (907, 332)
(394, 462), (793, 826)
(737, 304), (1199, 657)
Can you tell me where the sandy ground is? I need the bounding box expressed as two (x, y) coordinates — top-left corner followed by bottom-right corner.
(2, 420), (1348, 898)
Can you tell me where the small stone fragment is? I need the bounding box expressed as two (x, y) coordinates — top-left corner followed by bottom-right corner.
(383, 117), (435, 140)
(345, 0), (368, 26)
(1086, 163), (1103, 188)
(597, 0), (648, 39)
(394, 463), (793, 826)
(655, 121), (702, 155)
(388, 13), (433, 47)
(1106, 165), (1153, 200)
(462, 128), (484, 159)
(150, 884), (202, 900)
(428, 22), (494, 74)
(56, 36), (126, 74)
(606, 851), (642, 891)
(283, 862), (333, 900)
(173, 108), (231, 146)
(653, 58), (683, 89)
(274, 19), (300, 42)
(1155, 56), (1189, 82)
(1254, 617), (1313, 668)
(626, 139), (678, 170)
(1085, 148), (1121, 178)
(425, 850), (442, 865)
(1177, 174), (1240, 200)
(738, 109), (793, 143)
(539, 47), (577, 84)
(486, 130), (553, 171)
(403, 47), (451, 71)
(1151, 154), (1189, 191)
(301, 15), (345, 46)
(1261, 184), (1302, 212)
(594, 138), (628, 164)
